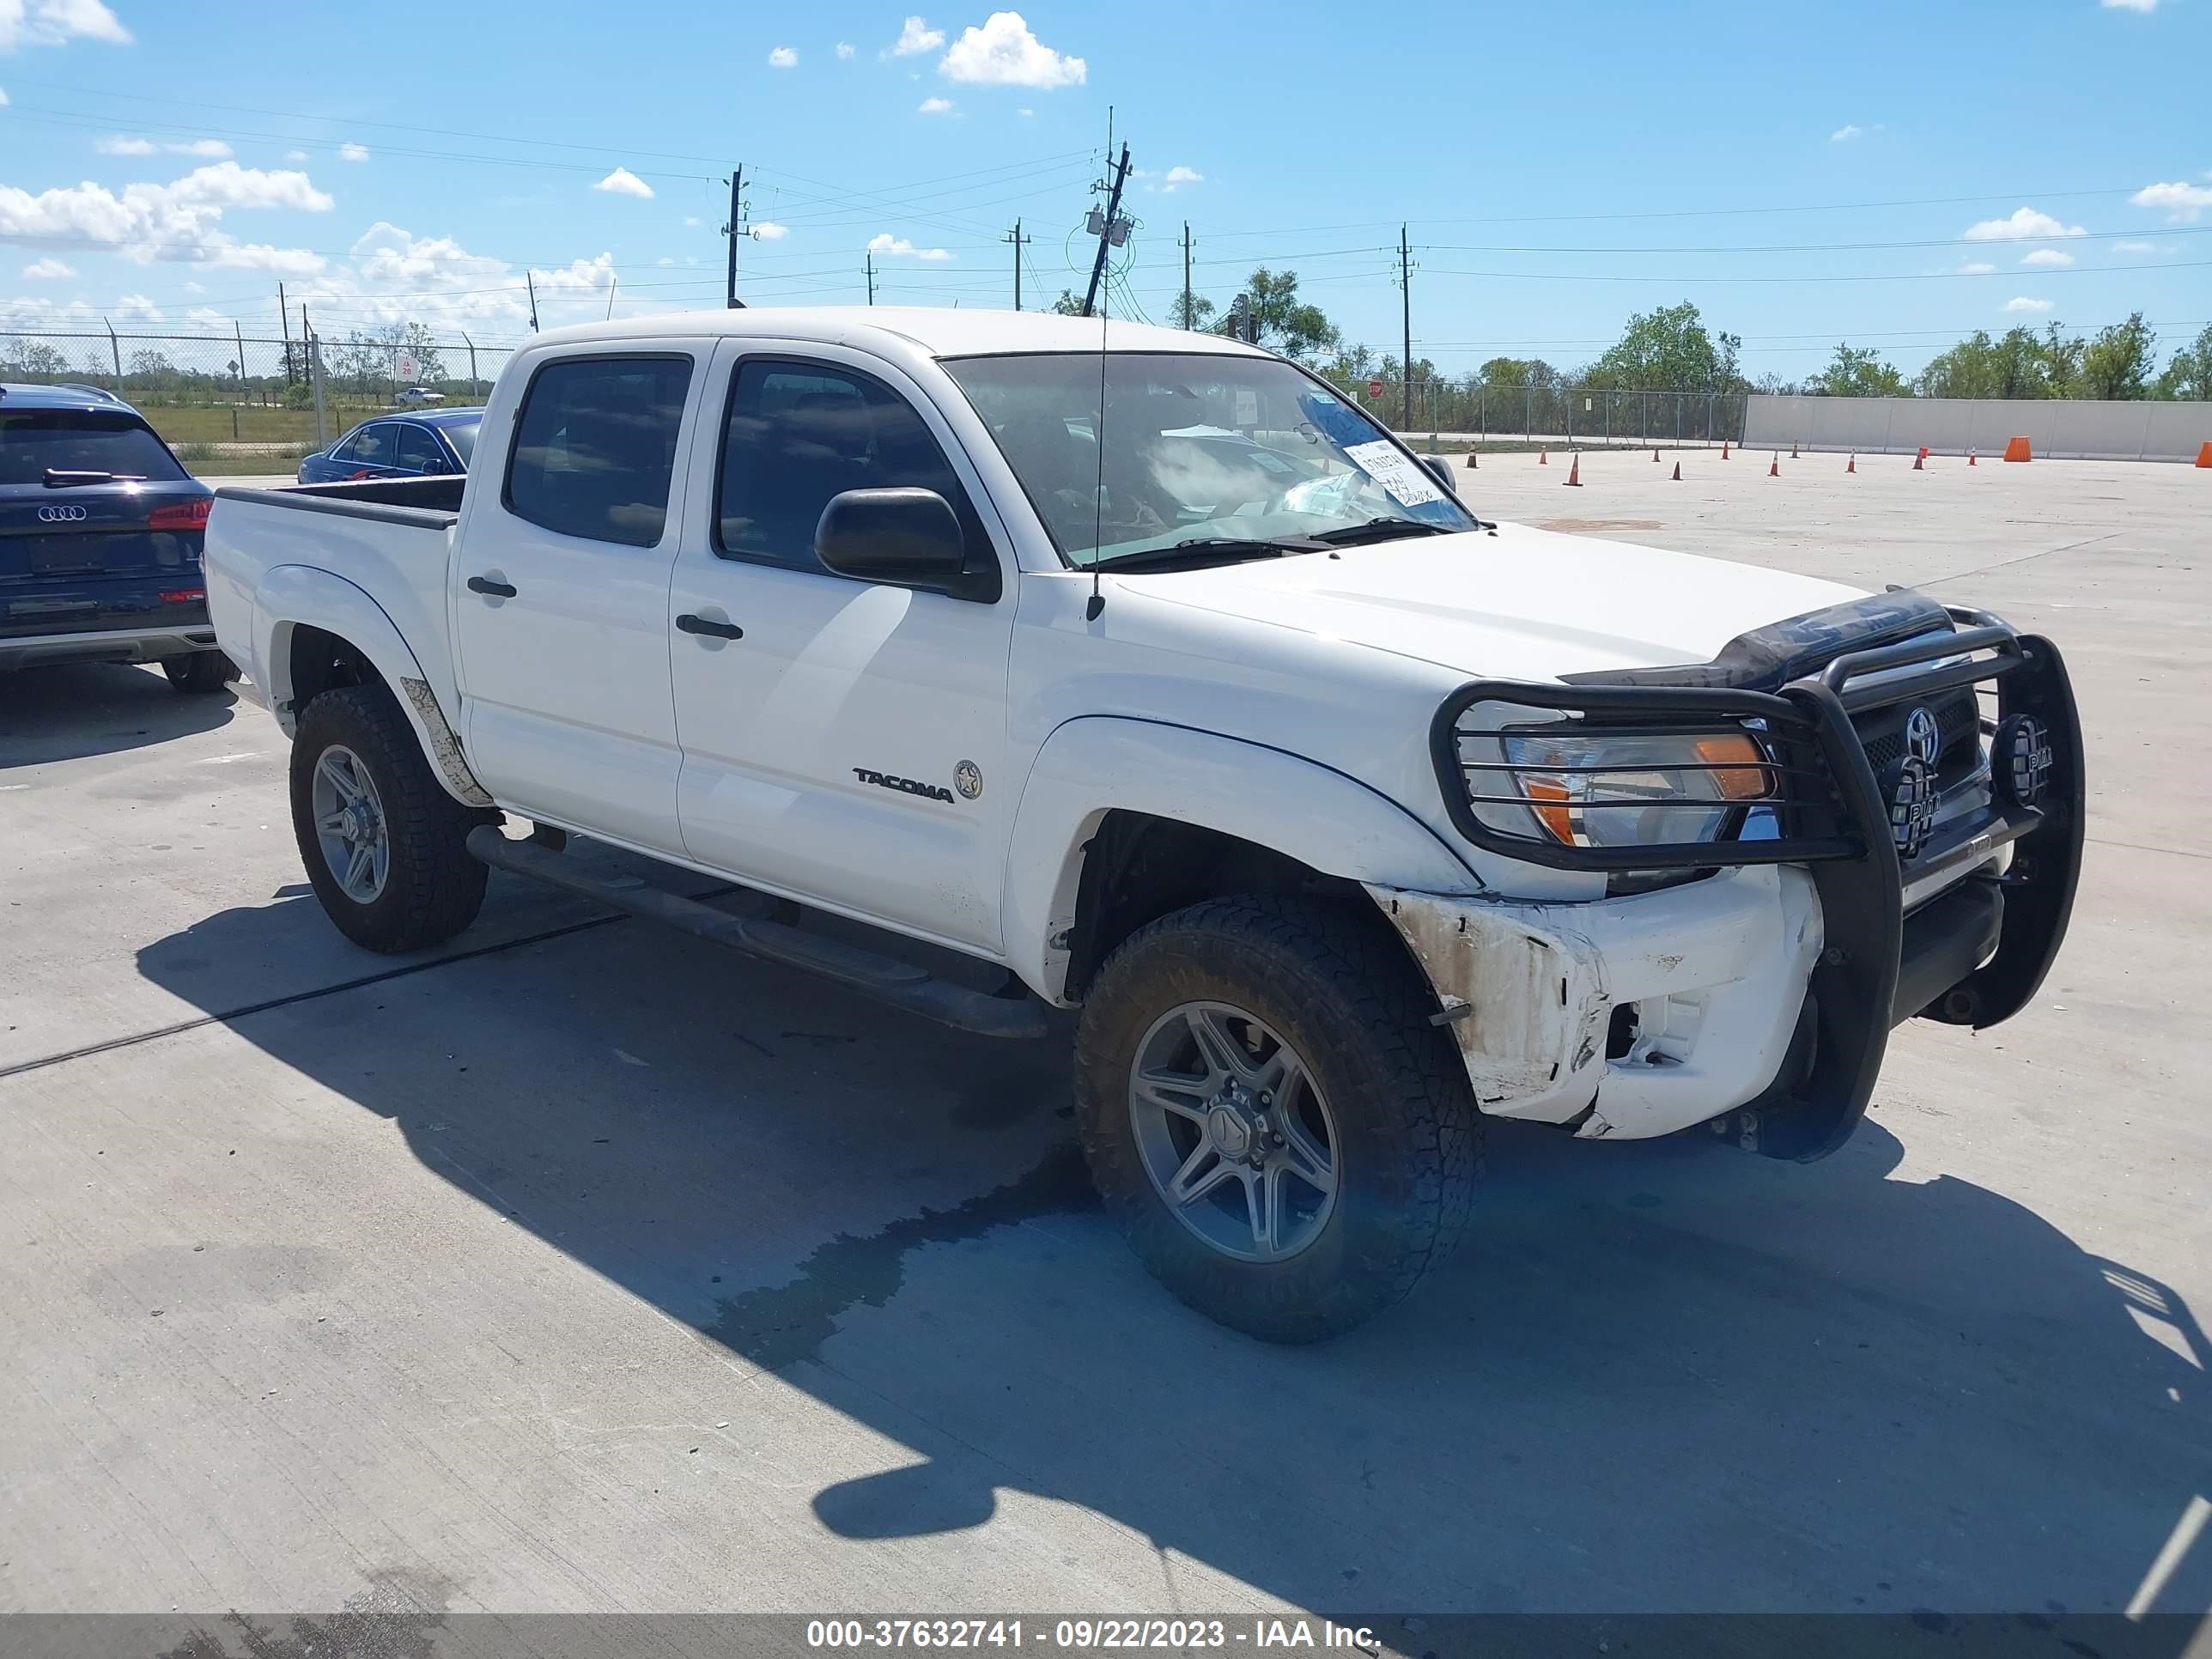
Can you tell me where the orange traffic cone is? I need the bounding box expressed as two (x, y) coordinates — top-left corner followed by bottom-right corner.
(2197, 441), (2212, 468)
(1721, 441), (1730, 459)
(1912, 447), (1926, 471)
(1464, 449), (1478, 470)
(1790, 440), (1800, 459)
(1768, 452), (1780, 477)
(1968, 449), (1978, 466)
(1845, 453), (1856, 474)
(1670, 461), (1681, 481)
(1652, 447), (1661, 463)
(1539, 447), (1548, 465)
(1563, 452), (1582, 487)
(2003, 435), (2033, 463)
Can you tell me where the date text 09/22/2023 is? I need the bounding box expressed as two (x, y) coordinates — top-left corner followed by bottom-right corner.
(805, 1618), (1382, 1651)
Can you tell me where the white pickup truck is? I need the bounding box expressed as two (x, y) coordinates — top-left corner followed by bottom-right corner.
(206, 308), (2082, 1340)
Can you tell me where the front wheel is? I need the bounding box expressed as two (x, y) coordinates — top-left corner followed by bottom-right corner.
(1073, 896), (1480, 1343)
(161, 650), (236, 694)
(289, 682), (489, 953)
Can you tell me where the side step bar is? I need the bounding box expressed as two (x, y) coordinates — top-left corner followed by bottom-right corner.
(465, 827), (1049, 1040)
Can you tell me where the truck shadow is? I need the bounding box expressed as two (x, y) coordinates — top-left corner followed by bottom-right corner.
(136, 886), (2212, 1635)
(0, 660), (234, 769)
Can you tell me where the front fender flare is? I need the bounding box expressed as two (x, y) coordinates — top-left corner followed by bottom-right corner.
(1001, 716), (1480, 1005)
(257, 564), (491, 808)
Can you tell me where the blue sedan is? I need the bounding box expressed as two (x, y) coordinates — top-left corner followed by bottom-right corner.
(297, 407), (482, 483)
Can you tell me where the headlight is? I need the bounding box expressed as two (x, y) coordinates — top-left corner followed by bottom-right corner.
(1499, 729), (1771, 849)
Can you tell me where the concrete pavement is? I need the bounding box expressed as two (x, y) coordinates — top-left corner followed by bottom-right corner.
(2, 453), (2208, 1636)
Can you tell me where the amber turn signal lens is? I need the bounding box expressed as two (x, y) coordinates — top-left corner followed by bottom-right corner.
(1524, 776), (1575, 843)
(1694, 733), (1771, 801)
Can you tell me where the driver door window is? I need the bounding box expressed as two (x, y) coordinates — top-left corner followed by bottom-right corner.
(394, 423), (443, 473)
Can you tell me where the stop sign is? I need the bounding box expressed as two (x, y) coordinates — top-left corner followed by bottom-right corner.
(1367, 378), (1385, 399)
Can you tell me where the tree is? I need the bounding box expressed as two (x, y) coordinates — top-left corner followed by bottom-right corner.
(2078, 312), (2158, 400)
(1584, 301), (1737, 392)
(1209, 267), (1338, 361)
(2036, 323), (2084, 396)
(1048, 289), (1085, 317)
(1169, 291), (1216, 331)
(1813, 342), (1909, 398)
(2156, 323), (2212, 400)
(1916, 328), (2059, 400)
(1476, 356), (1558, 388)
(3, 340), (69, 380)
(397, 321), (446, 384)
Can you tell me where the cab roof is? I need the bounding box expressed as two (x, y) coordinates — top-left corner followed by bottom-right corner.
(526, 306), (1272, 362)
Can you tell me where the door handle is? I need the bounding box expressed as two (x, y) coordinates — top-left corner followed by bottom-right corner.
(676, 612), (744, 641)
(466, 575), (517, 599)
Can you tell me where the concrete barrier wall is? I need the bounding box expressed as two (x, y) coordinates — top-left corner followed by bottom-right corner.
(1745, 395), (2212, 462)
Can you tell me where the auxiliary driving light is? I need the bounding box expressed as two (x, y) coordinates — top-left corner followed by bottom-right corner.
(1883, 755), (1937, 860)
(1995, 714), (2054, 809)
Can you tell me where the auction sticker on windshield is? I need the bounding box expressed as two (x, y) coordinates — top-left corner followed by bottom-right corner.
(1342, 439), (1444, 507)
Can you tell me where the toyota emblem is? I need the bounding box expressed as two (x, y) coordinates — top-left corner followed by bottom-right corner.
(1902, 705), (1941, 769)
(37, 504), (88, 523)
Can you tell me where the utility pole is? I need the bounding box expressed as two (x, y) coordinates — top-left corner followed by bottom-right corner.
(865, 250), (876, 306)
(277, 283), (292, 385)
(1003, 217), (1031, 310)
(1397, 223), (1414, 433)
(1079, 143), (1133, 319)
(723, 166), (747, 308)
(526, 271), (540, 331)
(1180, 222), (1194, 331)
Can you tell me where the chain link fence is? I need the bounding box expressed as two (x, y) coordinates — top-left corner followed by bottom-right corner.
(0, 329), (516, 460)
(1345, 380), (1749, 447)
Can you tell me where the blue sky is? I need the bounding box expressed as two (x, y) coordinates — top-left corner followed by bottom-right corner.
(1, 0), (2206, 380)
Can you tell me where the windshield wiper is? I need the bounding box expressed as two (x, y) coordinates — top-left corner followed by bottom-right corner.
(1085, 534), (1328, 573)
(1310, 517), (1455, 547)
(43, 468), (145, 488)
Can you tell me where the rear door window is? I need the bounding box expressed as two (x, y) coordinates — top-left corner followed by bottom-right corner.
(504, 356), (692, 547)
(394, 423), (443, 472)
(0, 410), (186, 486)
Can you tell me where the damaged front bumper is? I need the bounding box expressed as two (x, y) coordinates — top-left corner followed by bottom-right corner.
(1376, 602), (2083, 1161)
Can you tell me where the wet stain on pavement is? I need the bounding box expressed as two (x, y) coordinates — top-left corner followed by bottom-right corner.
(704, 1142), (1096, 1370)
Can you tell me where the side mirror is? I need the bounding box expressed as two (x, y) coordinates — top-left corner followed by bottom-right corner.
(816, 487), (989, 598)
(1419, 455), (1457, 490)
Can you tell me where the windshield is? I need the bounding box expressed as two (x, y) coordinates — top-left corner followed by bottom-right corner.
(442, 417), (479, 465)
(942, 351), (1475, 566)
(0, 410), (187, 487)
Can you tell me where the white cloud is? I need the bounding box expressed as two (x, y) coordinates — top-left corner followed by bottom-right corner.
(2020, 247), (2074, 267)
(2113, 240), (2158, 253)
(750, 221), (788, 240)
(114, 291), (161, 323)
(181, 278), (203, 294)
(938, 11), (1085, 87)
(1830, 125), (1863, 142)
(1162, 165), (1202, 192)
(0, 0), (131, 49)
(2130, 180), (2212, 222)
(654, 256), (673, 267)
(2100, 0), (2156, 10)
(1961, 207), (2087, 241)
(337, 141), (369, 162)
(836, 40), (854, 58)
(868, 231), (952, 260)
(1017, 106), (1033, 117)
(2003, 296), (2055, 313)
(592, 167), (654, 198)
(21, 255), (73, 277)
(768, 45), (797, 67)
(278, 222), (624, 337)
(919, 94), (954, 113)
(1955, 261), (1995, 275)
(284, 149), (308, 162)
(0, 86), (9, 102)
(890, 15), (943, 54)
(681, 214), (701, 227)
(103, 136), (235, 158)
(0, 163), (331, 272)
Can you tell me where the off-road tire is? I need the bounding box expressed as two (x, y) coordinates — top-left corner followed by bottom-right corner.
(162, 650), (236, 694)
(290, 682), (489, 953)
(1073, 894), (1480, 1343)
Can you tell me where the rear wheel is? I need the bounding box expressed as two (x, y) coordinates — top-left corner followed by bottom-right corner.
(162, 650), (236, 694)
(289, 682), (489, 952)
(1073, 895), (1480, 1343)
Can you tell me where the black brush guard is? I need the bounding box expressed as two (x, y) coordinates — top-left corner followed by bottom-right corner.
(1427, 597), (2083, 1161)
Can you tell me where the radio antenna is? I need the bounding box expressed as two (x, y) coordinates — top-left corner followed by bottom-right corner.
(1086, 293), (1108, 621)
